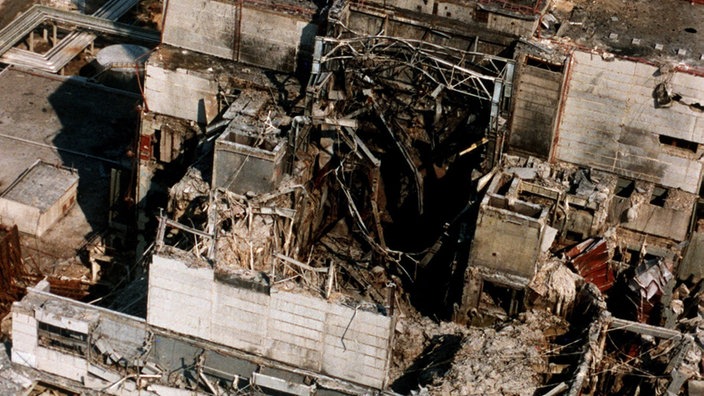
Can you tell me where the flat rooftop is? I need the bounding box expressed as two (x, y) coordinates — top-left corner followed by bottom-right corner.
(555, 0), (704, 67)
(1, 161), (77, 210)
(0, 67), (137, 266)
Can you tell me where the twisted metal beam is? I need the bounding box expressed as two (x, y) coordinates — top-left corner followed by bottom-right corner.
(315, 35), (513, 101)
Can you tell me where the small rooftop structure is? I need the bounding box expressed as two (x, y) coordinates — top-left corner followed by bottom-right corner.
(95, 44), (150, 72)
(213, 92), (287, 195)
(0, 160), (78, 236)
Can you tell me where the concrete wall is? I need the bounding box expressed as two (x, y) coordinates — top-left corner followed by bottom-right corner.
(384, 0), (435, 14)
(468, 174), (552, 283)
(347, 0), (536, 37)
(471, 198), (546, 281)
(343, 4), (515, 53)
(147, 255), (213, 339)
(11, 308), (38, 368)
(38, 183), (77, 236)
(680, 231), (704, 280)
(0, 199), (40, 236)
(435, 1), (475, 23)
(162, 0), (237, 60)
(147, 254), (394, 389)
(238, 7), (316, 73)
(11, 284), (376, 395)
(35, 347), (87, 382)
(161, 0), (315, 73)
(609, 196), (692, 242)
(144, 63), (220, 124)
(509, 60), (562, 158)
(485, 11), (537, 37)
(12, 300), (91, 383)
(554, 51), (704, 193)
(213, 129), (287, 194)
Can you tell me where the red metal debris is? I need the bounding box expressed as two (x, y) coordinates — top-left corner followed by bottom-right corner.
(0, 225), (28, 309)
(565, 238), (615, 292)
(0, 224), (91, 317)
(139, 134), (153, 161)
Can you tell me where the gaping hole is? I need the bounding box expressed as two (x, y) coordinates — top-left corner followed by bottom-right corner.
(615, 178), (635, 198)
(685, 27), (697, 33)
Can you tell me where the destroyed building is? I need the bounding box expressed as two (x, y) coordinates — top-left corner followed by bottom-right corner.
(2, 0), (704, 395)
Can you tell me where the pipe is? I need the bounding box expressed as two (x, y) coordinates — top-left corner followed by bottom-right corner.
(0, 132), (124, 167)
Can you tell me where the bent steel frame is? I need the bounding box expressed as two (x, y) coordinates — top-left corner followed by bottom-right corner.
(312, 35), (514, 102)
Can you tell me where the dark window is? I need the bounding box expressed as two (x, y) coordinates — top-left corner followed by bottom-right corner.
(659, 135), (698, 153)
(526, 56), (564, 72)
(38, 321), (88, 356)
(650, 186), (668, 207)
(475, 9), (489, 23)
(615, 178), (635, 198)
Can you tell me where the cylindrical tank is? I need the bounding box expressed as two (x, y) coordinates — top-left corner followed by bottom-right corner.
(94, 44), (150, 91)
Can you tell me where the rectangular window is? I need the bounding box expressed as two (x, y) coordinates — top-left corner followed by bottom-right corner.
(38, 322), (88, 356)
(659, 135), (698, 153)
(615, 178), (635, 198)
(526, 56), (564, 72)
(650, 186), (668, 207)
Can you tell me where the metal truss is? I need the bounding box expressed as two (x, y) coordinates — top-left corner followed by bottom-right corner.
(314, 35), (514, 102)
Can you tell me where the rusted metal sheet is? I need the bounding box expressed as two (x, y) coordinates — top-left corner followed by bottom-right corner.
(139, 134), (152, 161)
(0, 225), (27, 303)
(0, 224), (90, 316)
(47, 277), (91, 299)
(565, 238), (615, 292)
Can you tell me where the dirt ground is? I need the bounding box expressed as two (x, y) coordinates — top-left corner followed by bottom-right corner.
(0, 0), (37, 31)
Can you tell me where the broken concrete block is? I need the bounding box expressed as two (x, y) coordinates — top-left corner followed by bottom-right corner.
(88, 364), (121, 383)
(506, 167), (537, 180)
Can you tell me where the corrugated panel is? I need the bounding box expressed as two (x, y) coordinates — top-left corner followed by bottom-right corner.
(565, 238), (614, 292)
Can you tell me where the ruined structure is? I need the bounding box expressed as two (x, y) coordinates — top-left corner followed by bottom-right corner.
(1, 0), (704, 394)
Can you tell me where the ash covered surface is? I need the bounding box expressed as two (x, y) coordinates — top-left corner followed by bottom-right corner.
(554, 0), (704, 67)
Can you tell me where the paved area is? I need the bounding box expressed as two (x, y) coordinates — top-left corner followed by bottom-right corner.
(0, 67), (138, 261)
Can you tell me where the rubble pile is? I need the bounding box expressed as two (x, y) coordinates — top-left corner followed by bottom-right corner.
(214, 183), (299, 272)
(527, 257), (582, 316)
(392, 310), (566, 395)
